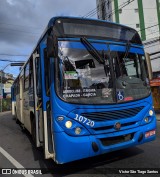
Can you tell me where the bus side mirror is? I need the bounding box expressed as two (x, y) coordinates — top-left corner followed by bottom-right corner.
(47, 36), (58, 58)
(145, 53), (153, 80)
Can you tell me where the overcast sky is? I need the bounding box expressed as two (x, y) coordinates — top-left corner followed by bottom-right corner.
(0, 0), (97, 76)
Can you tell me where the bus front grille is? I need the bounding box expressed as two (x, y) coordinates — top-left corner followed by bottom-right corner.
(93, 121), (137, 131)
(80, 106), (144, 122)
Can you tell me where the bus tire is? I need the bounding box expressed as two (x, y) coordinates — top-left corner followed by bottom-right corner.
(31, 114), (36, 145)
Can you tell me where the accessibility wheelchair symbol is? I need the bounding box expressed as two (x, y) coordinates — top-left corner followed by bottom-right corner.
(117, 91), (124, 101)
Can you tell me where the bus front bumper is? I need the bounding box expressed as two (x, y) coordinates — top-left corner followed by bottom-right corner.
(54, 118), (156, 164)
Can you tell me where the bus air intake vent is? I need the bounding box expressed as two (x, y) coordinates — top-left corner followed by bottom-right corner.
(100, 133), (134, 146)
(80, 106), (144, 122)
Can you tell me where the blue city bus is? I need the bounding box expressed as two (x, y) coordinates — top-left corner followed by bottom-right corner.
(12, 17), (156, 164)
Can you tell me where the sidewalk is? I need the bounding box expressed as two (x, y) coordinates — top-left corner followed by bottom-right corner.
(0, 111), (11, 117)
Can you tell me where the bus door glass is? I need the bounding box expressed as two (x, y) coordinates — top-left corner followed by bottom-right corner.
(19, 74), (24, 124)
(23, 61), (33, 132)
(15, 78), (21, 121)
(35, 57), (44, 142)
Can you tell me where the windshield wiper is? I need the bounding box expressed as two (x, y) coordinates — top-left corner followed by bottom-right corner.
(116, 41), (131, 77)
(123, 41), (131, 60)
(80, 37), (104, 64)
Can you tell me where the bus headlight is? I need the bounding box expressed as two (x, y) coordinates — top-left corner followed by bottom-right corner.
(149, 110), (153, 116)
(75, 127), (81, 135)
(56, 115), (90, 136)
(65, 121), (72, 129)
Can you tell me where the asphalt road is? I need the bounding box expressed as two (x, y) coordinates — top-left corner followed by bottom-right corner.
(0, 111), (160, 177)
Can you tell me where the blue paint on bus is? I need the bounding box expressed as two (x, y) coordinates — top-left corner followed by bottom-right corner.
(12, 16), (156, 164)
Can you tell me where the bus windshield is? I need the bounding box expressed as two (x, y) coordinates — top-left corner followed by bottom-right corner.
(56, 41), (150, 104)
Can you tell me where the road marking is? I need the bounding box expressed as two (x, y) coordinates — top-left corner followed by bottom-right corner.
(0, 146), (34, 177)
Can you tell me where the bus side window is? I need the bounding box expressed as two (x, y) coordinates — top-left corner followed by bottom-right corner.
(14, 82), (16, 96)
(35, 58), (42, 97)
(29, 58), (33, 88)
(16, 81), (18, 95)
(24, 62), (29, 91)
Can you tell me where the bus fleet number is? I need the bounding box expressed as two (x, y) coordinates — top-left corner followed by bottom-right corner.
(74, 114), (95, 127)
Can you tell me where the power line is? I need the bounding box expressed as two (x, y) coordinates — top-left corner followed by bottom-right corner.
(83, 0), (111, 18)
(120, 7), (156, 10)
(83, 7), (97, 18)
(138, 24), (159, 32)
(150, 51), (160, 56)
(151, 56), (160, 61)
(0, 54), (28, 57)
(146, 30), (159, 37)
(144, 38), (160, 49)
(83, 0), (134, 21)
(106, 0), (135, 19)
(144, 43), (159, 49)
(85, 0), (135, 20)
(0, 59), (26, 62)
(145, 43), (160, 49)
(144, 37), (160, 45)
(84, 10), (98, 18)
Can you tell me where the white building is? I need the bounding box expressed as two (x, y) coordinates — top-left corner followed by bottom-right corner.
(97, 0), (160, 41)
(97, 0), (160, 74)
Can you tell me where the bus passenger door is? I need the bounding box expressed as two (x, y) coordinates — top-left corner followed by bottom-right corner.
(33, 53), (43, 148)
(23, 62), (31, 132)
(20, 75), (24, 124)
(40, 43), (54, 159)
(16, 74), (24, 124)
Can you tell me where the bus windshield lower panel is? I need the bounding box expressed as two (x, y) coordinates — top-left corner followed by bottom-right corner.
(56, 41), (150, 104)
